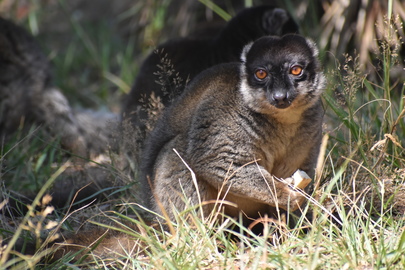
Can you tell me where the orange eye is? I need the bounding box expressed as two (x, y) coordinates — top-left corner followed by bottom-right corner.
(255, 69), (267, 80)
(290, 65), (303, 76)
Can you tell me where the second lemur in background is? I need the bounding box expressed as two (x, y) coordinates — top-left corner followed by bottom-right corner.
(123, 5), (299, 135)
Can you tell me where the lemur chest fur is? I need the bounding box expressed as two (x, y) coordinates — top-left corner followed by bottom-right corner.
(258, 117), (309, 179)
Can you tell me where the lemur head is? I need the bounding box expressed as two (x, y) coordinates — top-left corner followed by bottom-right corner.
(240, 35), (325, 113)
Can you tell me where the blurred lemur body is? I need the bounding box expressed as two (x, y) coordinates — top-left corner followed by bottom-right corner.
(0, 17), (116, 158)
(141, 35), (325, 225)
(123, 5), (299, 135)
(0, 17), (118, 216)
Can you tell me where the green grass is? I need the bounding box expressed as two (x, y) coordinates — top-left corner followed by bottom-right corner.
(1, 1), (405, 269)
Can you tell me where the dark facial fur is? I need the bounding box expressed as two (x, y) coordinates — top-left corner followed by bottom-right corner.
(240, 35), (324, 115)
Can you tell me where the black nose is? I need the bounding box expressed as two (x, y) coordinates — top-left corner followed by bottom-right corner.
(273, 91), (286, 102)
(270, 90), (290, 108)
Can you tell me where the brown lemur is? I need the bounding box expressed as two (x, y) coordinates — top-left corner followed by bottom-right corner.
(37, 7), (309, 261)
(140, 34), (325, 227)
(48, 34), (325, 262)
(122, 5), (299, 137)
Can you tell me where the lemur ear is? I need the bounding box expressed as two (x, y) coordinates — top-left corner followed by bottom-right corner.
(240, 42), (253, 63)
(305, 38), (319, 58)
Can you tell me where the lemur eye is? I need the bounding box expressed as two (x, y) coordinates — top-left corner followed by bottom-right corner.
(255, 69), (268, 80)
(290, 65), (303, 76)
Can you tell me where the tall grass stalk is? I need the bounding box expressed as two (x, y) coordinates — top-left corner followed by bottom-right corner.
(1, 162), (68, 266)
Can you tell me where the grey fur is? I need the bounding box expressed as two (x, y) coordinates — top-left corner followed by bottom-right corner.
(141, 34), (325, 224)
